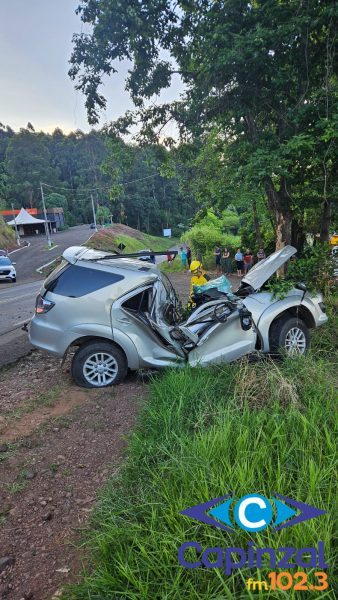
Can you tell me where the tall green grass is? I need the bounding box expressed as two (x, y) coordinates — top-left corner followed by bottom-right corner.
(0, 217), (16, 251)
(66, 310), (337, 599)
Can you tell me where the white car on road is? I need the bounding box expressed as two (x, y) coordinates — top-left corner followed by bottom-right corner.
(0, 256), (16, 283)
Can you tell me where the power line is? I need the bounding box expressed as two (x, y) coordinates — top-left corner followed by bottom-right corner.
(40, 172), (159, 194)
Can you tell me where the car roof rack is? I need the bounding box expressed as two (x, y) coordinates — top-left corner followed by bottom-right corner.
(86, 250), (178, 261)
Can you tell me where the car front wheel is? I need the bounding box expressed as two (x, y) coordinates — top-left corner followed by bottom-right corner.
(71, 341), (128, 388)
(270, 317), (310, 357)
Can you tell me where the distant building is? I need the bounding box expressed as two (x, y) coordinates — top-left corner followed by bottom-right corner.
(1, 207), (65, 235)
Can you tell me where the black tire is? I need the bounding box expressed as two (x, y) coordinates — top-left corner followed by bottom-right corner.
(71, 341), (128, 388)
(269, 317), (310, 357)
(12, 278), (16, 283)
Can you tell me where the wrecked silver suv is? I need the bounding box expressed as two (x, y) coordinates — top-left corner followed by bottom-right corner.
(29, 245), (328, 388)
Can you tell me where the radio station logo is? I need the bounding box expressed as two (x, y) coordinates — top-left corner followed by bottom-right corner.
(180, 492), (325, 532)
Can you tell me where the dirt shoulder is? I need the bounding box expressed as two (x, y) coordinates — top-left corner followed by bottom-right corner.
(0, 352), (146, 600)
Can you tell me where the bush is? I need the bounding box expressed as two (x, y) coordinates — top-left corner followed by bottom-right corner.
(267, 244), (335, 298)
(182, 224), (240, 260)
(0, 216), (16, 251)
(182, 209), (241, 261)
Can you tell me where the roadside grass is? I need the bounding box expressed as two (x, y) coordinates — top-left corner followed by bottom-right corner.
(87, 229), (177, 255)
(0, 217), (16, 251)
(159, 258), (186, 273)
(64, 300), (337, 600)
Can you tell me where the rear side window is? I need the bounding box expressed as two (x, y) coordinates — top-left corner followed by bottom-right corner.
(46, 264), (124, 297)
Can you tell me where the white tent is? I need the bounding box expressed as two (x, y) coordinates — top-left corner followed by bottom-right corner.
(7, 207), (46, 225)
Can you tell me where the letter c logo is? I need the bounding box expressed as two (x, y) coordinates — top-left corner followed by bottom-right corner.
(234, 494), (273, 532)
(177, 542), (202, 568)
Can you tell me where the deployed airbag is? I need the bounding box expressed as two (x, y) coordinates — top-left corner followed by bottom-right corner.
(193, 275), (232, 296)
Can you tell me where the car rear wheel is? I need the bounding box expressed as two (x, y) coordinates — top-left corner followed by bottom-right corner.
(270, 317), (310, 357)
(71, 342), (128, 388)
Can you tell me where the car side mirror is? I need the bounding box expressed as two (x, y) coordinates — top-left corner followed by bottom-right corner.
(12, 262), (16, 265)
(295, 282), (307, 292)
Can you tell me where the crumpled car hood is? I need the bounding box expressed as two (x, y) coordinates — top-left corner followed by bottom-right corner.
(241, 245), (297, 291)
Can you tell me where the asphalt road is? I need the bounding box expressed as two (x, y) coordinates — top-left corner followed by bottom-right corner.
(0, 225), (92, 367)
(0, 280), (42, 336)
(8, 224), (93, 284)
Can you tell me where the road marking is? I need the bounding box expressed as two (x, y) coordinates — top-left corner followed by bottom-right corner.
(8, 241), (31, 254)
(0, 292), (37, 304)
(0, 282), (42, 297)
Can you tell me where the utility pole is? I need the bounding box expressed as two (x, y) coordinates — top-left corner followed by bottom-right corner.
(40, 182), (52, 247)
(11, 203), (21, 246)
(91, 194), (98, 231)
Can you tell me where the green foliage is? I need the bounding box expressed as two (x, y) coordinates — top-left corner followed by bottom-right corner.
(182, 209), (240, 257)
(70, 0), (337, 247)
(95, 205), (111, 226)
(65, 336), (337, 598)
(45, 192), (67, 209)
(267, 244), (335, 298)
(0, 124), (196, 235)
(159, 259), (185, 273)
(0, 216), (16, 250)
(5, 128), (58, 207)
(101, 133), (196, 234)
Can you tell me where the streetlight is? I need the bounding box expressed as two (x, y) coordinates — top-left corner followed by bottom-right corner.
(91, 195), (98, 232)
(40, 182), (52, 247)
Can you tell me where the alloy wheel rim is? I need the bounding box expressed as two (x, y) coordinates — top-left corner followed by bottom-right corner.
(284, 327), (306, 356)
(83, 352), (118, 386)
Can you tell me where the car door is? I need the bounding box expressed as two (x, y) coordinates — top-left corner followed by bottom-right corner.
(111, 283), (185, 367)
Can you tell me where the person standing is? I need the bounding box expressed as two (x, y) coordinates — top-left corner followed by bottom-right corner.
(257, 248), (266, 261)
(186, 245), (192, 268)
(214, 246), (222, 274)
(234, 248), (244, 277)
(243, 248), (253, 274)
(222, 247), (232, 275)
(180, 246), (188, 270)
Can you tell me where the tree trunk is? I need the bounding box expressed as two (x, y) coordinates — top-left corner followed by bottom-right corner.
(265, 178), (292, 276)
(319, 199), (331, 242)
(275, 210), (292, 251)
(252, 198), (263, 247)
(291, 218), (306, 253)
(265, 179), (292, 250)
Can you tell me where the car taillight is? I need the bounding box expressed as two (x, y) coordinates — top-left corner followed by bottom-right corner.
(35, 294), (55, 314)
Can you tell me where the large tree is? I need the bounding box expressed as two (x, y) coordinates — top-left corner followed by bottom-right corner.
(70, 0), (337, 247)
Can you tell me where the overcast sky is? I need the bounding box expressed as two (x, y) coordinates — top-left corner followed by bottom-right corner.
(0, 0), (182, 134)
